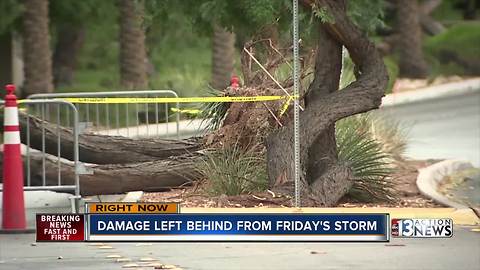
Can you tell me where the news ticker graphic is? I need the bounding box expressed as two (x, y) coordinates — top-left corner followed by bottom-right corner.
(36, 203), (389, 242)
(36, 214), (84, 241)
(86, 213), (388, 241)
(35, 202), (454, 242)
(86, 202), (179, 214)
(391, 218), (453, 238)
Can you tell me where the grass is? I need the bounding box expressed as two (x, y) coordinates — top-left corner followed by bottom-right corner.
(197, 145), (268, 196)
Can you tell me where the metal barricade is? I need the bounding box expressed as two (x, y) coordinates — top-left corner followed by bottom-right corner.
(28, 90), (180, 139)
(1, 99), (81, 212)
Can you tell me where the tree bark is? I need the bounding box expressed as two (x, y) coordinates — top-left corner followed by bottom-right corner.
(378, 0), (445, 55)
(211, 25), (235, 90)
(420, 0), (445, 35)
(4, 113), (201, 164)
(304, 24), (342, 187)
(22, 0), (54, 97)
(463, 0), (477, 20)
(118, 0), (148, 89)
(53, 24), (85, 87)
(395, 0), (429, 78)
(0, 151), (200, 195)
(267, 0), (389, 206)
(420, 14), (445, 35)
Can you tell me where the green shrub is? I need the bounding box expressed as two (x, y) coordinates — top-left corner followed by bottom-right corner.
(197, 145), (268, 196)
(199, 89), (229, 131)
(383, 57), (399, 94)
(353, 113), (408, 162)
(336, 114), (403, 201)
(424, 22), (480, 76)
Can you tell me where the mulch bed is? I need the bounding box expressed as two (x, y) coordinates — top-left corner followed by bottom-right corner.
(141, 160), (442, 208)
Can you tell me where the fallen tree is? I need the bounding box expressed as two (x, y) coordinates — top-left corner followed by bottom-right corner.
(0, 112), (201, 164)
(0, 151), (200, 195)
(202, 0), (388, 206)
(263, 0), (388, 206)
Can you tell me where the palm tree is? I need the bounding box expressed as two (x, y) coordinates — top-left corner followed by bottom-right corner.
(53, 24), (85, 87)
(22, 0), (53, 97)
(211, 25), (235, 90)
(118, 0), (147, 89)
(396, 0), (429, 78)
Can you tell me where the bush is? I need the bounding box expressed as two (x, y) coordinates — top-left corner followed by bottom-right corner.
(424, 22), (480, 76)
(336, 113), (406, 201)
(199, 89), (229, 131)
(197, 145), (268, 196)
(352, 113), (408, 162)
(383, 57), (399, 94)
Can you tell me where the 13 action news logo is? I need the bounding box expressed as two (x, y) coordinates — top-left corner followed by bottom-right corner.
(391, 219), (453, 238)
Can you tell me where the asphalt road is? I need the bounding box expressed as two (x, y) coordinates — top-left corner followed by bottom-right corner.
(378, 89), (480, 167)
(1, 226), (479, 270)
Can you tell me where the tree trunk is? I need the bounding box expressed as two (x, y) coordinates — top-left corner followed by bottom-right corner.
(395, 0), (429, 78)
(420, 0), (445, 35)
(0, 151), (200, 195)
(420, 15), (445, 35)
(22, 0), (54, 97)
(266, 0), (389, 206)
(53, 24), (85, 87)
(3, 112), (201, 164)
(211, 25), (235, 90)
(304, 25), (342, 189)
(118, 0), (148, 89)
(463, 0), (477, 20)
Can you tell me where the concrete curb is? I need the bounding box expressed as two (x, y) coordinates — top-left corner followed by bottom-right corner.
(417, 159), (474, 209)
(121, 191), (144, 202)
(381, 78), (480, 107)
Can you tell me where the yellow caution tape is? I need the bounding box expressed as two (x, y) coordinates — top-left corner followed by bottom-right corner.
(170, 108), (202, 115)
(16, 95), (299, 117)
(57, 96), (287, 104)
(279, 96), (294, 116)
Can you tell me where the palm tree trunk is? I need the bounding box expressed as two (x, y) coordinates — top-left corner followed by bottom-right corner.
(211, 25), (235, 90)
(118, 0), (148, 89)
(22, 0), (53, 97)
(53, 24), (85, 87)
(396, 0), (429, 78)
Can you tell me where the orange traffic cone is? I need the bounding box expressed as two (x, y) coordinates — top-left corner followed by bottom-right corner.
(1, 84), (26, 230)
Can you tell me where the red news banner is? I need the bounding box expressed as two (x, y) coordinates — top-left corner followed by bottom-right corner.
(36, 214), (84, 241)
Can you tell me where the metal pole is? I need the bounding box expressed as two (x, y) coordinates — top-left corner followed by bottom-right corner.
(72, 104), (80, 213)
(292, 0), (301, 208)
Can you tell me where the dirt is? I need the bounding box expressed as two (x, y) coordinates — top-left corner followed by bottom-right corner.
(141, 160), (442, 208)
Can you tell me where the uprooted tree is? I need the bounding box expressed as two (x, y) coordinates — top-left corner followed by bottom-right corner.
(1, 0), (388, 206)
(267, 0), (387, 206)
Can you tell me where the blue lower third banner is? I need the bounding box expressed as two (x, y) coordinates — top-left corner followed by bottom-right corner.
(87, 214), (389, 242)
